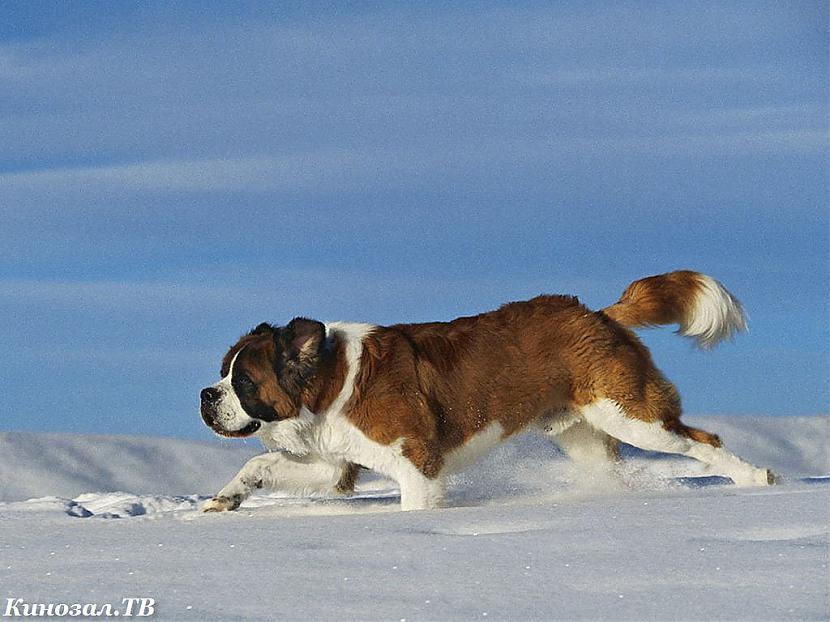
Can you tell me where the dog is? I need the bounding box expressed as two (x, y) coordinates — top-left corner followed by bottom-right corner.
(199, 270), (774, 512)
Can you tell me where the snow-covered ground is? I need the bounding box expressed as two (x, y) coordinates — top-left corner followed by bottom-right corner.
(1, 416), (828, 621)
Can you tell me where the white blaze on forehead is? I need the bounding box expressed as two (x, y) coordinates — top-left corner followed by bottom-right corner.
(211, 346), (254, 431)
(217, 346), (245, 389)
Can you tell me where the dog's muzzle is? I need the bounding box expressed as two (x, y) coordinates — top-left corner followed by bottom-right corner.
(199, 387), (221, 425)
(199, 387), (261, 437)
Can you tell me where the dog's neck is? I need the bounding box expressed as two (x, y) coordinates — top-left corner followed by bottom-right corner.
(300, 333), (349, 416)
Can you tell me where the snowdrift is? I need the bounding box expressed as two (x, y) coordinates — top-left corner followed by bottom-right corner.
(0, 416), (827, 621)
(1, 416), (826, 504)
(0, 431), (258, 503)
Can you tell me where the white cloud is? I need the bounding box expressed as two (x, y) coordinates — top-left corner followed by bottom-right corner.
(0, 279), (229, 312)
(21, 346), (218, 367)
(520, 67), (794, 87)
(564, 130), (828, 157)
(0, 151), (376, 195)
(0, 123), (824, 209)
(672, 104), (827, 127)
(0, 268), (617, 324)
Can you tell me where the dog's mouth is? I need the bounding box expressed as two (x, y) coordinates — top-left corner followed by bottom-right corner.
(211, 420), (262, 438)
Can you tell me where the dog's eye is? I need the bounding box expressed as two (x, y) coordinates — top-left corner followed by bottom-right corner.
(233, 375), (255, 392)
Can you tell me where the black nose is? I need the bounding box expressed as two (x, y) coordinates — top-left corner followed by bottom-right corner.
(201, 387), (221, 405)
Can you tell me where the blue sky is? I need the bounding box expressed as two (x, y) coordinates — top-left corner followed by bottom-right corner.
(1, 1), (827, 439)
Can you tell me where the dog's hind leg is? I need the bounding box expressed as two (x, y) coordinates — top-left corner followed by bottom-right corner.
(540, 417), (620, 466)
(579, 399), (774, 486)
(335, 462), (363, 494)
(202, 452), (346, 512)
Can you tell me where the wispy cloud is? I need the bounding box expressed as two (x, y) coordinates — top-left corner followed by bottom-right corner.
(19, 346), (218, 367)
(561, 130), (827, 157)
(0, 279), (228, 312)
(0, 151), (376, 194)
(0, 269), (619, 323)
(1, 127), (824, 208)
(520, 67), (801, 87)
(1, 2), (824, 171)
(672, 104), (827, 128)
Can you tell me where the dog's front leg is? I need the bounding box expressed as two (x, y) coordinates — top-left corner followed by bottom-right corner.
(397, 466), (445, 511)
(203, 452), (345, 512)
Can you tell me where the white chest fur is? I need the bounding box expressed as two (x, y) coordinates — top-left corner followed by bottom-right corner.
(258, 322), (409, 479)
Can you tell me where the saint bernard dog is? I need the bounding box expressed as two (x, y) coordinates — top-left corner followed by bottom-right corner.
(199, 270), (774, 512)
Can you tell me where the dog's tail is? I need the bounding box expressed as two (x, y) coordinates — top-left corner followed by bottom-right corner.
(602, 270), (747, 349)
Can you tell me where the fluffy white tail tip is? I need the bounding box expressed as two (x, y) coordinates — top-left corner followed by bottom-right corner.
(682, 275), (748, 349)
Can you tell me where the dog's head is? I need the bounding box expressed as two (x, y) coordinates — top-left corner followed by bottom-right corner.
(199, 318), (327, 438)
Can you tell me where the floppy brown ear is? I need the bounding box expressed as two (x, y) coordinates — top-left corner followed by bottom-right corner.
(250, 322), (275, 336)
(276, 318), (326, 398)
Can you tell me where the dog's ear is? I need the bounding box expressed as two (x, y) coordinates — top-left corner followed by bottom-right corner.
(276, 318), (326, 398)
(250, 322), (275, 336)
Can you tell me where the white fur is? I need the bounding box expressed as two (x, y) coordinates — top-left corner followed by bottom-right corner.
(312, 323), (445, 510)
(258, 322), (383, 461)
(259, 408), (316, 456)
(397, 462), (445, 511)
(682, 274), (747, 349)
(441, 422), (506, 475)
(535, 409), (581, 436)
(320, 322), (376, 415)
(210, 347), (259, 432)
(212, 452), (345, 502)
(580, 399), (771, 486)
(544, 419), (618, 465)
(218, 321), (446, 511)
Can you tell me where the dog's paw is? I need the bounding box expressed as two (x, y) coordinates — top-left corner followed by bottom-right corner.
(753, 468), (776, 486)
(202, 495), (241, 513)
(732, 468), (776, 487)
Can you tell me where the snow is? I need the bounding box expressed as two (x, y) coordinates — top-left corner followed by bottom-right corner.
(1, 416), (828, 621)
(0, 432), (259, 503)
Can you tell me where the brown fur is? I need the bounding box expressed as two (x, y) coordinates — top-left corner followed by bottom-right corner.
(602, 269), (703, 329)
(219, 329), (349, 424)
(220, 270), (733, 480)
(342, 292), (711, 477)
(334, 463), (362, 494)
